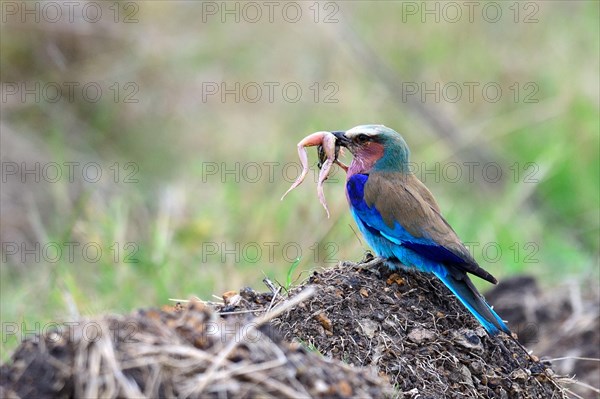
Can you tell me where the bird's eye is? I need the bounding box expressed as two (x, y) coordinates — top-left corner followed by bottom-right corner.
(356, 134), (370, 143)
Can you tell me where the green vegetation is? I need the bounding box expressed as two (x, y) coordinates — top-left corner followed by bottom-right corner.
(1, 2), (598, 360)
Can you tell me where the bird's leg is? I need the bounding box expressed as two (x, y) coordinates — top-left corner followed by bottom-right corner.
(343, 252), (385, 270)
(360, 255), (385, 270)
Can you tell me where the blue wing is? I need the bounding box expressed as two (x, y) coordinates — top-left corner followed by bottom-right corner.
(346, 173), (466, 268)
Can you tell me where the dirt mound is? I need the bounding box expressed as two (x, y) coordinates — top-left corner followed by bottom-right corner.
(272, 262), (567, 399)
(0, 291), (391, 398)
(2, 260), (588, 398)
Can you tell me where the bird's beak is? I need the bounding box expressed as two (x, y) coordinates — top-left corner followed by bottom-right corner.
(331, 131), (350, 147)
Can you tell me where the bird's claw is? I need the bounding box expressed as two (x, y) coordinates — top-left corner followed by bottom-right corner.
(281, 131), (347, 218)
(341, 253), (385, 271)
(359, 255), (385, 270)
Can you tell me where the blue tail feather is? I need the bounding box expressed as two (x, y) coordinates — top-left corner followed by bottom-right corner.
(434, 270), (510, 336)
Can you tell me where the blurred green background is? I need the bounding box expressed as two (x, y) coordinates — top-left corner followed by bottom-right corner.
(1, 1), (598, 360)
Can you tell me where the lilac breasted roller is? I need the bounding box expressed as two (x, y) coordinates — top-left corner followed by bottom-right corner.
(332, 125), (510, 335)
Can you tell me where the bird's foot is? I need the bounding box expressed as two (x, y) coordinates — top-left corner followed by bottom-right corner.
(361, 255), (385, 270)
(342, 252), (385, 271)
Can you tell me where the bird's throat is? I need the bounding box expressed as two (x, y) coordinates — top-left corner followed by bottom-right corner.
(347, 143), (385, 177)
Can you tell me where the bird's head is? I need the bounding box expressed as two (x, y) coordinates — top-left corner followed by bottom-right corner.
(332, 125), (411, 175)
